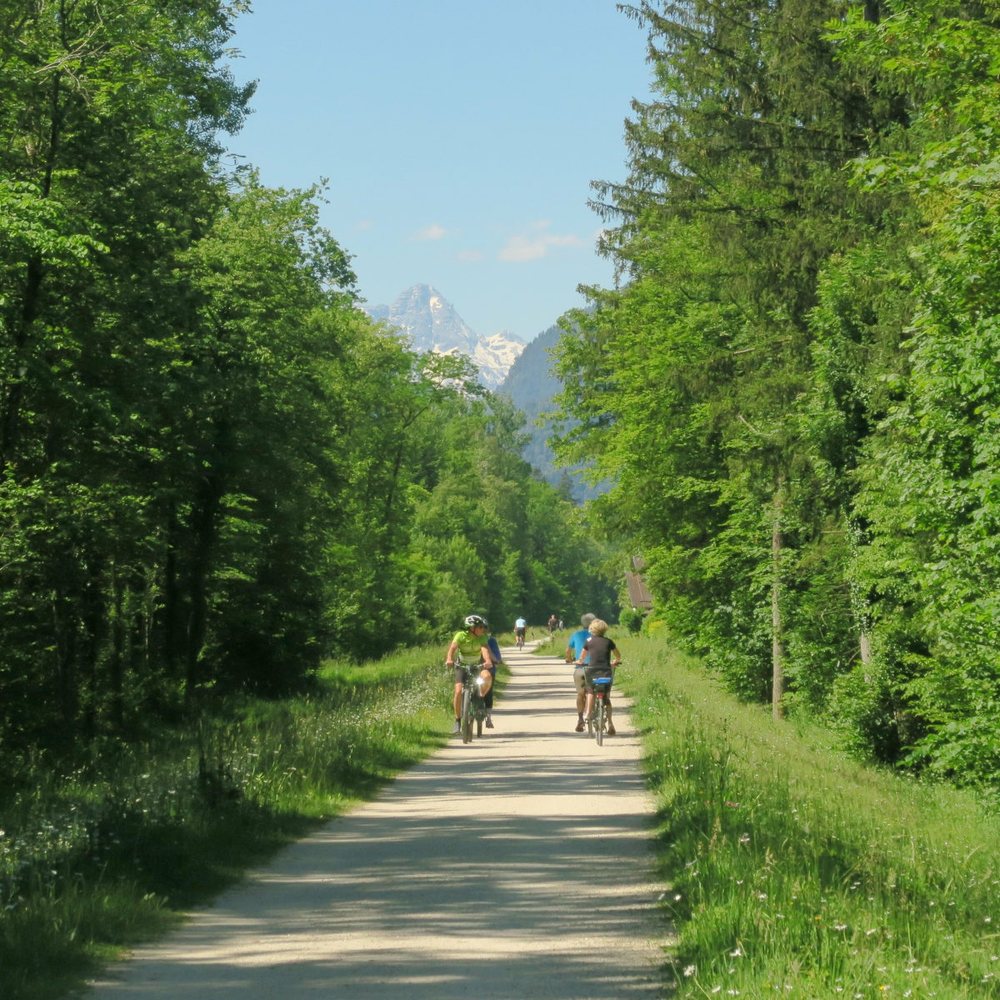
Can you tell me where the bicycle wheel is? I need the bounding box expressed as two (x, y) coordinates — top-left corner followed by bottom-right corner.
(461, 688), (473, 743)
(596, 697), (605, 746)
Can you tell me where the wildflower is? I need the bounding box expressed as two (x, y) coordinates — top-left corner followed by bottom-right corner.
(730, 947), (743, 957)
(683, 965), (697, 977)
(738, 833), (751, 845)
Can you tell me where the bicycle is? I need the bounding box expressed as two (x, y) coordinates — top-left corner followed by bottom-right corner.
(458, 660), (489, 743)
(515, 628), (526, 650)
(586, 674), (613, 746)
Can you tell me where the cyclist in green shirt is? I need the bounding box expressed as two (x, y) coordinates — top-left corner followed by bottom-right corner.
(445, 614), (496, 735)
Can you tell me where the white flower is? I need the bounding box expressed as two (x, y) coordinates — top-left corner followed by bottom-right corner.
(683, 965), (697, 977)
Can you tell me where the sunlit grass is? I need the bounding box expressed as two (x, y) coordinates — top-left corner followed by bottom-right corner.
(0, 645), (454, 1000)
(620, 636), (1000, 998)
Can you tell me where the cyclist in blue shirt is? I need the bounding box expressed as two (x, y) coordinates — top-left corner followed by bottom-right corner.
(484, 632), (502, 729)
(565, 613), (596, 732)
(514, 616), (527, 645)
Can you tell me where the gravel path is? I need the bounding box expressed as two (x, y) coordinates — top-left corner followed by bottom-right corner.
(80, 640), (670, 999)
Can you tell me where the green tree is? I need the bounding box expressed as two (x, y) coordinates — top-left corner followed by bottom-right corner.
(552, 0), (908, 715)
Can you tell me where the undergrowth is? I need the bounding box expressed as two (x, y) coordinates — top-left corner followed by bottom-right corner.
(623, 636), (1000, 999)
(0, 646), (454, 1000)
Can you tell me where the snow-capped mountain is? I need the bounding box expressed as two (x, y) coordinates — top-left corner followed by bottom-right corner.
(365, 284), (525, 388)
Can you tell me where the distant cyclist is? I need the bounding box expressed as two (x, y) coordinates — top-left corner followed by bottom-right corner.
(445, 614), (495, 735)
(576, 618), (620, 736)
(566, 613), (596, 732)
(514, 616), (526, 647)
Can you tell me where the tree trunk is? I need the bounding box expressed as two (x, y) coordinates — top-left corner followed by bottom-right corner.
(184, 421), (230, 699)
(771, 481), (786, 720)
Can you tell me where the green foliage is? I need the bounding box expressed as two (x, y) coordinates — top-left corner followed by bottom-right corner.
(618, 608), (644, 633)
(550, 0), (1000, 795)
(625, 636), (1000, 997)
(0, 3), (610, 751)
(0, 645), (452, 1000)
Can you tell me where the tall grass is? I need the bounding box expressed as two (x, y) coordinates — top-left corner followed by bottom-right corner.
(0, 647), (454, 1000)
(622, 636), (1000, 998)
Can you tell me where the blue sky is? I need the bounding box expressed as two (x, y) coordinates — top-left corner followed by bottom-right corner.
(226, 1), (652, 342)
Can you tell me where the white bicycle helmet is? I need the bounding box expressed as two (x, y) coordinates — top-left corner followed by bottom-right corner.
(464, 614), (488, 629)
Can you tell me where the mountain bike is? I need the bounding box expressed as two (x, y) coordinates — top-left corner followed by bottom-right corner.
(586, 674), (613, 746)
(515, 628), (526, 650)
(459, 662), (489, 743)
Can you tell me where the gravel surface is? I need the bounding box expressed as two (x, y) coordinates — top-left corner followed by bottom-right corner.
(80, 639), (671, 999)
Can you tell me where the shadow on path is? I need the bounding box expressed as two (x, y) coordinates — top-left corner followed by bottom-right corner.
(81, 642), (670, 1000)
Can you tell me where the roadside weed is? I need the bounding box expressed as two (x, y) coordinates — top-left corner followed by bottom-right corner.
(623, 637), (1000, 998)
(0, 647), (452, 1000)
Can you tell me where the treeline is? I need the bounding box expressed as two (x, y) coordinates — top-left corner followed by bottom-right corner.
(552, 2), (1000, 793)
(0, 2), (614, 752)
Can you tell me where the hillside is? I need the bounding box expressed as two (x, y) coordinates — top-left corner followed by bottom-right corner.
(499, 323), (607, 503)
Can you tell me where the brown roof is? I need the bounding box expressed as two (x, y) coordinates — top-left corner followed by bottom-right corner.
(624, 558), (653, 610)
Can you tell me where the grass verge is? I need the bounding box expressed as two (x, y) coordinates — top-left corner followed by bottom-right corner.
(0, 646), (455, 1000)
(621, 636), (1000, 999)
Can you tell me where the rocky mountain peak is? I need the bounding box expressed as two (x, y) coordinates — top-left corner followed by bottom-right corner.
(365, 284), (525, 388)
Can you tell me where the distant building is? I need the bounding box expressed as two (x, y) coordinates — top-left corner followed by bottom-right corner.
(624, 556), (653, 611)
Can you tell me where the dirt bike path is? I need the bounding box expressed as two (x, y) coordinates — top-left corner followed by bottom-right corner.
(80, 640), (670, 1000)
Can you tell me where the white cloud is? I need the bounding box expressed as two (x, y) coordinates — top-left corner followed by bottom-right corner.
(412, 222), (450, 241)
(456, 248), (485, 262)
(354, 219), (374, 231)
(497, 220), (589, 262)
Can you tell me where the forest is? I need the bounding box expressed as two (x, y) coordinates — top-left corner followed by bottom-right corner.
(5, 0), (1000, 801)
(552, 0), (1000, 798)
(0, 1), (616, 754)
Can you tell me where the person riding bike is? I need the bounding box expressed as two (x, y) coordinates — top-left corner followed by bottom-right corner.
(576, 618), (621, 736)
(484, 631), (503, 728)
(566, 613), (596, 732)
(514, 616), (526, 646)
(446, 614), (495, 735)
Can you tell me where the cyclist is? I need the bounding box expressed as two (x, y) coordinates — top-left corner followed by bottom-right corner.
(565, 613), (596, 732)
(514, 615), (526, 646)
(484, 631), (503, 728)
(576, 618), (621, 736)
(446, 614), (495, 735)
